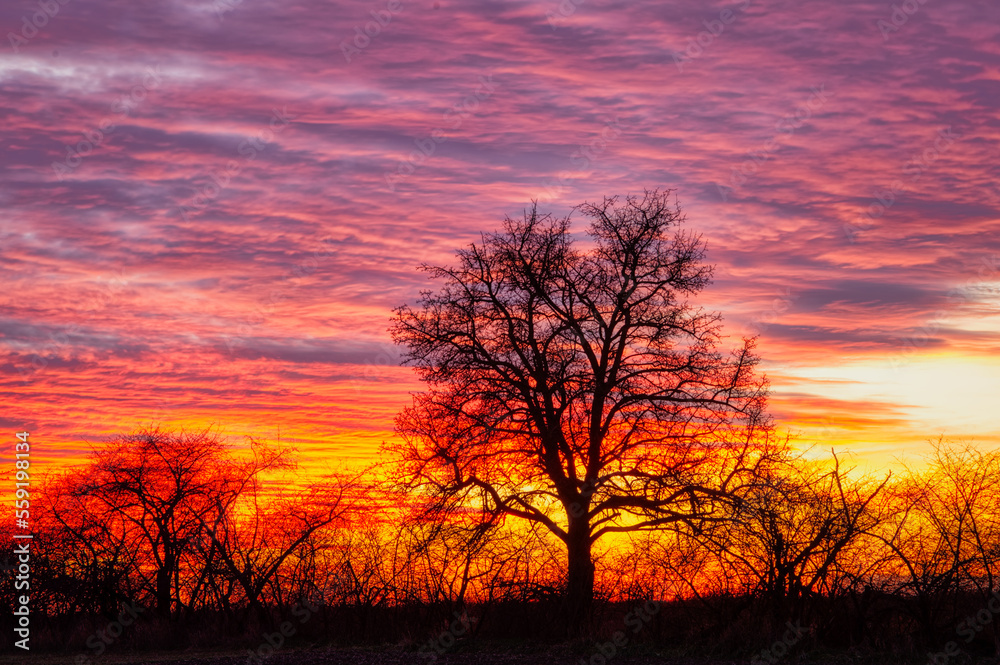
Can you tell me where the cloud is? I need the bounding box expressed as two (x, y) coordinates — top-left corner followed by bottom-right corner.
(2, 0), (998, 466)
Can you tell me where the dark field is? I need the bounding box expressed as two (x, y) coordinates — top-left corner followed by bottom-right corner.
(3, 645), (995, 665)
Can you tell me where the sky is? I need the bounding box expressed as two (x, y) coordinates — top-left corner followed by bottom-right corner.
(1, 0), (999, 476)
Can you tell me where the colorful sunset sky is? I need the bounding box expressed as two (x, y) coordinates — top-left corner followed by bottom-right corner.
(2, 0), (998, 476)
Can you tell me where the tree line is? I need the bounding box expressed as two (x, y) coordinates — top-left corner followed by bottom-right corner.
(5, 429), (1000, 658)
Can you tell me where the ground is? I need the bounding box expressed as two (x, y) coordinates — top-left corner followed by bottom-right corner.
(2, 645), (989, 665)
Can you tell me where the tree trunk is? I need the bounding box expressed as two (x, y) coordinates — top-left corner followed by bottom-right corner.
(564, 511), (594, 635)
(156, 549), (175, 616)
(156, 567), (172, 616)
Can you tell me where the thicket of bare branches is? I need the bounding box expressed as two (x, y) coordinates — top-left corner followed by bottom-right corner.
(5, 428), (1000, 659)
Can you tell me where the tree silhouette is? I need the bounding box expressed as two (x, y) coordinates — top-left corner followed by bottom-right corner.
(199, 470), (359, 619)
(389, 189), (780, 629)
(688, 453), (890, 625)
(71, 427), (285, 616)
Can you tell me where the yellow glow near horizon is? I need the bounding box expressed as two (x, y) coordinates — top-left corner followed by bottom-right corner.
(771, 353), (1000, 472)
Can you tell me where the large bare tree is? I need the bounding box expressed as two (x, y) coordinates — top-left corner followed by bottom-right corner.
(389, 189), (781, 628)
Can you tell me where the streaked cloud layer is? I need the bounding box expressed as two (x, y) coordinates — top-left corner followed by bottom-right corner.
(2, 0), (998, 471)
